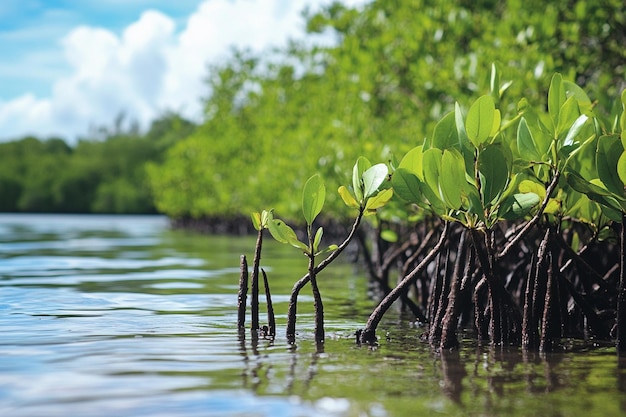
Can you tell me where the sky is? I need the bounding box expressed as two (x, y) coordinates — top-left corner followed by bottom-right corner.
(0, 0), (369, 143)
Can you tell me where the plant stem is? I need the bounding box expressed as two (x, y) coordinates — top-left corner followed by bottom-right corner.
(360, 222), (449, 344)
(261, 268), (275, 338)
(286, 209), (363, 343)
(498, 171), (560, 259)
(237, 255), (248, 330)
(617, 213), (626, 354)
(308, 225), (325, 343)
(440, 230), (468, 350)
(251, 228), (263, 333)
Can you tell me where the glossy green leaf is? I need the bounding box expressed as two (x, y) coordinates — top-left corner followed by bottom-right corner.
(338, 185), (359, 208)
(478, 144), (510, 205)
(490, 62), (500, 102)
(261, 209), (273, 227)
(548, 73), (565, 129)
(392, 168), (422, 203)
(302, 174), (325, 225)
(251, 212), (262, 231)
(498, 193), (541, 220)
(562, 114), (589, 147)
(365, 188), (393, 210)
(517, 117), (541, 161)
(621, 89), (626, 148)
(617, 152), (626, 187)
(431, 111), (458, 150)
(596, 135), (625, 196)
(398, 146), (424, 180)
(313, 227), (323, 253)
(563, 80), (592, 112)
(352, 157), (371, 202)
(362, 163), (388, 198)
(455, 102), (469, 147)
(556, 96), (580, 140)
(440, 149), (466, 209)
(422, 148), (443, 204)
(565, 171), (624, 213)
(466, 95), (496, 147)
(268, 219), (308, 251)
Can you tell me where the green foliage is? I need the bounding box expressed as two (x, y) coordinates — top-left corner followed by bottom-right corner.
(0, 113), (195, 213)
(147, 0), (624, 222)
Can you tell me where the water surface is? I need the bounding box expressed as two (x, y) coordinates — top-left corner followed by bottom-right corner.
(0, 214), (624, 416)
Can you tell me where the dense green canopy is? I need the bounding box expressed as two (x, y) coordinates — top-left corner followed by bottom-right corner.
(147, 0), (625, 222)
(0, 0), (623, 218)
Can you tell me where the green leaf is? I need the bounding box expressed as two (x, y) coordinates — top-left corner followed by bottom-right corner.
(422, 148), (443, 202)
(618, 152), (626, 187)
(519, 179), (547, 199)
(566, 171), (624, 213)
(563, 80), (592, 111)
(380, 229), (398, 243)
(621, 89), (626, 148)
(362, 163), (388, 198)
(562, 114), (589, 147)
(268, 219), (308, 251)
(556, 96), (580, 140)
(478, 144), (510, 205)
(440, 149), (466, 209)
(261, 210), (273, 227)
(391, 168), (422, 203)
(251, 212), (262, 231)
(398, 146), (424, 180)
(517, 117), (541, 161)
(596, 135), (625, 196)
(338, 185), (359, 208)
(313, 227), (323, 253)
(302, 174), (325, 225)
(365, 188), (393, 210)
(431, 111), (458, 150)
(455, 102), (470, 149)
(352, 157), (371, 203)
(466, 95), (496, 147)
(498, 193), (541, 220)
(490, 62), (500, 102)
(548, 73), (565, 129)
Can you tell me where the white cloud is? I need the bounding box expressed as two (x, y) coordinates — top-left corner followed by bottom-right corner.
(0, 0), (370, 142)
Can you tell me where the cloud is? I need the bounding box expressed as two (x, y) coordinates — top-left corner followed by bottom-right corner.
(0, 0), (370, 143)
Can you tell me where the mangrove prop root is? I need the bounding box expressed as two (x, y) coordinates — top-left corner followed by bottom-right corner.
(238, 255), (249, 330)
(440, 230), (468, 350)
(359, 222), (449, 345)
(540, 252), (555, 352)
(261, 268), (275, 338)
(251, 228), (263, 332)
(618, 214), (626, 354)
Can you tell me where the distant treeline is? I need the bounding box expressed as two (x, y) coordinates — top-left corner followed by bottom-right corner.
(1, 0), (624, 220)
(0, 113), (195, 213)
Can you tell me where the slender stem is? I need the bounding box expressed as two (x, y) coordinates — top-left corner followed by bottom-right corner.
(286, 209), (364, 342)
(237, 255), (248, 330)
(617, 213), (626, 354)
(360, 222), (449, 344)
(308, 225), (325, 343)
(251, 228), (263, 332)
(440, 230), (468, 350)
(498, 171), (560, 259)
(261, 268), (275, 337)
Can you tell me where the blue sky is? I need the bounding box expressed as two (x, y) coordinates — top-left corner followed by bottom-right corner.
(0, 0), (368, 142)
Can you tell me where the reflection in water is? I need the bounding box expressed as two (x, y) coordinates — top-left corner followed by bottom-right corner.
(439, 350), (466, 404)
(0, 214), (624, 417)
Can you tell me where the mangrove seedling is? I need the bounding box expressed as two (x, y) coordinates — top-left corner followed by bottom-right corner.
(270, 160), (392, 344)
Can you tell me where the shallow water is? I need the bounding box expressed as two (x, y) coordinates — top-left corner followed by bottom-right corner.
(0, 214), (624, 417)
